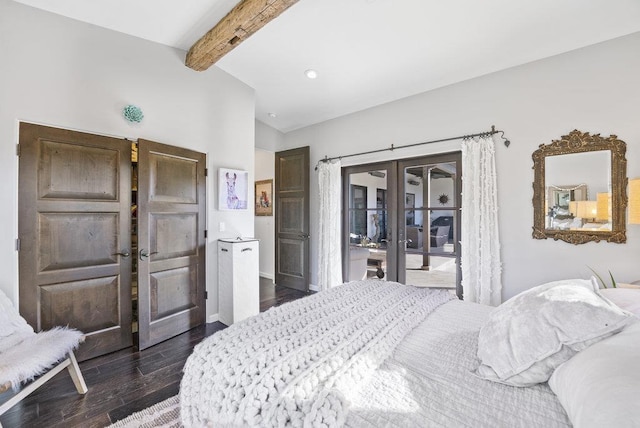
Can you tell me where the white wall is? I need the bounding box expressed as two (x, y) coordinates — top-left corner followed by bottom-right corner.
(280, 32), (640, 301)
(0, 0), (256, 320)
(254, 148), (275, 280)
(255, 120), (285, 151)
(254, 121), (284, 280)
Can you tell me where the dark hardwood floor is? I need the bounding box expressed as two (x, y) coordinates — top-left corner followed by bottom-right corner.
(0, 278), (309, 428)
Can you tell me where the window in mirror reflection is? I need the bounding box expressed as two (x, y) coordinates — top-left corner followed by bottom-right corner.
(545, 151), (611, 231)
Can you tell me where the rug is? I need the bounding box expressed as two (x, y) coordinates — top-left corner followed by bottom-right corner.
(107, 395), (181, 428)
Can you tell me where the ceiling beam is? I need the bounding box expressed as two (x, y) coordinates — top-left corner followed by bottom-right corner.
(186, 0), (299, 71)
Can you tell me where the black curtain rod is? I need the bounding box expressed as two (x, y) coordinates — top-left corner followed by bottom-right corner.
(315, 125), (510, 170)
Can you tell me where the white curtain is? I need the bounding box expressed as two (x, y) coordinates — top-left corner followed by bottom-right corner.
(461, 136), (502, 306)
(317, 160), (343, 290)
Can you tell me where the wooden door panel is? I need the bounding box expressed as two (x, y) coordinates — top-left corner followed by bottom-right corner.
(40, 276), (120, 331)
(278, 197), (305, 233)
(137, 139), (206, 350)
(275, 147), (310, 292)
(277, 238), (305, 283)
(38, 212), (119, 271)
(150, 265), (198, 321)
(278, 154), (305, 191)
(19, 123), (132, 361)
(38, 140), (119, 200)
(150, 213), (198, 259)
(149, 152), (198, 203)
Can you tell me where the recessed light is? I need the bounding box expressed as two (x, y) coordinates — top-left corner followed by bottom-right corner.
(304, 69), (318, 79)
(268, 112), (277, 118)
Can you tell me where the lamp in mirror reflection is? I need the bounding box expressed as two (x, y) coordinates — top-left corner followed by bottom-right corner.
(629, 178), (640, 224)
(596, 192), (611, 222)
(572, 200), (597, 222)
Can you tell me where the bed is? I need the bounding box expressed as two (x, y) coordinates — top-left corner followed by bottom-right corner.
(179, 279), (640, 427)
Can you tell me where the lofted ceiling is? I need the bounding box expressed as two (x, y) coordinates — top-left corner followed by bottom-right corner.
(12, 0), (640, 133)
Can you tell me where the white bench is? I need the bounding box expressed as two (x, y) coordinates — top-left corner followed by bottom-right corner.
(0, 291), (87, 416)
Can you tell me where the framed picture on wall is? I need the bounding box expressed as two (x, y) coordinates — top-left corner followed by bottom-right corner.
(219, 168), (248, 211)
(255, 179), (273, 216)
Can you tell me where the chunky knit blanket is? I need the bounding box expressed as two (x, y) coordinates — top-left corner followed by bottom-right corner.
(180, 280), (454, 427)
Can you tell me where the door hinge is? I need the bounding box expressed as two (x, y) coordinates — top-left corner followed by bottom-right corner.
(204, 229), (208, 238)
(205, 168), (208, 177)
(16, 144), (20, 157)
(205, 291), (208, 300)
(15, 238), (20, 251)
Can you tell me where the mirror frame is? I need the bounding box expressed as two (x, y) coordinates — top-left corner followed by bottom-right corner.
(532, 129), (627, 244)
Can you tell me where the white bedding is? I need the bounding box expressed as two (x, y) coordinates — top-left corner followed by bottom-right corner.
(347, 299), (571, 427)
(180, 281), (570, 427)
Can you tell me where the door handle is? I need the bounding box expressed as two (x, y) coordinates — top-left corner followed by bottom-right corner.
(139, 249), (158, 260)
(241, 247), (253, 252)
(298, 233), (310, 239)
(114, 251), (130, 258)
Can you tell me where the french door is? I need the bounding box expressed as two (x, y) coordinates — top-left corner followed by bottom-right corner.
(342, 161), (398, 282)
(342, 152), (462, 297)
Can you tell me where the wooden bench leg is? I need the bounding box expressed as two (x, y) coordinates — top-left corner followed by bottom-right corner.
(0, 351), (88, 416)
(66, 351), (88, 394)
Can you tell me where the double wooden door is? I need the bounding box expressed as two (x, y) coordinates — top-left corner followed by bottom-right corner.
(18, 123), (206, 360)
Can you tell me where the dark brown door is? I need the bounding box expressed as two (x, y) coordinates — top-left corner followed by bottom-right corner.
(275, 146), (310, 292)
(136, 139), (206, 350)
(18, 123), (133, 361)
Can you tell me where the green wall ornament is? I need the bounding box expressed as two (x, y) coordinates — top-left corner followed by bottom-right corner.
(123, 105), (144, 123)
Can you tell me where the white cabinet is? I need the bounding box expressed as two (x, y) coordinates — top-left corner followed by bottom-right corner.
(218, 239), (259, 325)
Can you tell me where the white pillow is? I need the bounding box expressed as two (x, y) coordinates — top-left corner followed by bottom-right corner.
(549, 321), (640, 428)
(599, 288), (640, 317)
(476, 278), (635, 387)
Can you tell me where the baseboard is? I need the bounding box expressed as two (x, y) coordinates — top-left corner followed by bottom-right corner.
(207, 313), (219, 323)
(309, 283), (319, 292)
(260, 272), (274, 281)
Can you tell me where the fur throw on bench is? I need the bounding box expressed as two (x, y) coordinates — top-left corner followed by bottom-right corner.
(0, 290), (83, 390)
(180, 280), (454, 427)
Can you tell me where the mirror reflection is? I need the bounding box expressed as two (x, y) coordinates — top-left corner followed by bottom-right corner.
(545, 151), (611, 231)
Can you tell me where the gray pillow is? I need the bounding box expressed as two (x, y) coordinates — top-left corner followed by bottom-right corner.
(475, 278), (635, 387)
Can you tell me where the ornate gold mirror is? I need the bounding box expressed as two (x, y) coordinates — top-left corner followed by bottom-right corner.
(532, 130), (627, 244)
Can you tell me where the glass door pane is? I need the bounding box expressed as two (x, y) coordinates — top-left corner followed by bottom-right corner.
(345, 166), (396, 282)
(400, 159), (459, 292)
